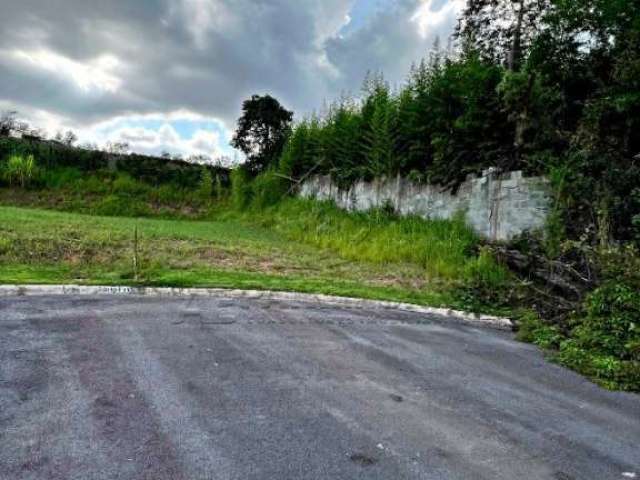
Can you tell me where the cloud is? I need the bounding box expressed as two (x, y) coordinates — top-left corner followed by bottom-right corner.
(0, 0), (462, 157)
(7, 48), (122, 93)
(411, 0), (464, 38)
(84, 111), (233, 160)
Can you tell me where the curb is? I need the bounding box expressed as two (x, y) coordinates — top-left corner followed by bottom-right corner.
(0, 284), (513, 330)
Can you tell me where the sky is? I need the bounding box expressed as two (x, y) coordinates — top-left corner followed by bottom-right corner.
(0, 0), (463, 163)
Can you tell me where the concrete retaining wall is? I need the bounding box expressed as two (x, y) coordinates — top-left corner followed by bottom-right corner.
(299, 169), (551, 241)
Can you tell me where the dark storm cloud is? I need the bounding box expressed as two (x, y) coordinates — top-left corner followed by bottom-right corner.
(0, 0), (460, 143)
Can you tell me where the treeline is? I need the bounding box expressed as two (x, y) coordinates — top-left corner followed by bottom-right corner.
(0, 136), (230, 191)
(270, 0), (640, 247)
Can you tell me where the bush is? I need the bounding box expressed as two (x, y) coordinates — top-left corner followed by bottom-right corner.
(570, 283), (640, 361)
(2, 154), (37, 187)
(518, 279), (640, 391)
(251, 169), (288, 209)
(230, 167), (253, 210)
(197, 167), (213, 201)
(93, 194), (151, 217)
(40, 167), (83, 189)
(112, 174), (148, 196)
(462, 247), (512, 308)
(516, 312), (565, 350)
(153, 184), (186, 205)
(81, 175), (110, 194)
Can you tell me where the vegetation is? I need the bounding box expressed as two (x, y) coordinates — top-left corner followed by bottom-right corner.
(263, 1), (640, 249)
(231, 95), (293, 174)
(228, 0), (640, 389)
(0, 204), (483, 309)
(0, 164), (222, 219)
(2, 154), (36, 188)
(0, 136), (230, 190)
(1, 0), (639, 390)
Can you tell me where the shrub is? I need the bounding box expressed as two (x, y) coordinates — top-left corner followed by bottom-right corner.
(41, 167), (83, 189)
(570, 283), (640, 361)
(516, 312), (564, 350)
(93, 194), (151, 217)
(197, 167), (213, 201)
(81, 175), (110, 194)
(251, 169), (288, 209)
(520, 279), (640, 391)
(230, 167), (253, 210)
(214, 173), (224, 199)
(2, 154), (37, 187)
(112, 174), (148, 196)
(462, 247), (512, 307)
(153, 184), (185, 205)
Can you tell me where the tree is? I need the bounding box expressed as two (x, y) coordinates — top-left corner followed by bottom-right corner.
(456, 0), (550, 70)
(362, 88), (398, 179)
(231, 94), (293, 174)
(105, 141), (130, 155)
(427, 51), (510, 188)
(0, 111), (28, 137)
(0, 111), (17, 137)
(63, 130), (78, 147)
(322, 98), (363, 186)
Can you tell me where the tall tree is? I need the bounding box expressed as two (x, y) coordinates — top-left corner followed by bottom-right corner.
(232, 95), (293, 174)
(456, 0), (550, 70)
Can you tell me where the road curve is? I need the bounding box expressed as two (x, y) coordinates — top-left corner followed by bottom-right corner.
(1, 295), (638, 479)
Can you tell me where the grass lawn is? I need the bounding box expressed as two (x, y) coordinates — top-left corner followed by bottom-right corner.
(0, 205), (456, 308)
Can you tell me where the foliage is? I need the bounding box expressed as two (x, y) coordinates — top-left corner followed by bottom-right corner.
(249, 198), (493, 284)
(0, 136), (230, 191)
(230, 166), (254, 210)
(231, 95), (294, 174)
(198, 166), (213, 200)
(276, 54), (512, 191)
(272, 0), (640, 251)
(516, 247), (640, 391)
(0, 204), (486, 312)
(558, 281), (640, 391)
(456, 0), (551, 69)
(460, 246), (513, 309)
(250, 169), (288, 209)
(2, 154), (37, 187)
(93, 194), (152, 217)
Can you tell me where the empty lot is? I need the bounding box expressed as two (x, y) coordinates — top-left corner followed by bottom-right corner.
(1, 295), (639, 479)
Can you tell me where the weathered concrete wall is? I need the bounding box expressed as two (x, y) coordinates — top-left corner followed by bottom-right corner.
(299, 169), (551, 241)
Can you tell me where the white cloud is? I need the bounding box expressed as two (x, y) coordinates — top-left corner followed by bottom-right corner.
(189, 129), (222, 154)
(171, 0), (239, 48)
(94, 121), (228, 160)
(7, 48), (122, 93)
(0, 0), (463, 159)
(411, 0), (464, 39)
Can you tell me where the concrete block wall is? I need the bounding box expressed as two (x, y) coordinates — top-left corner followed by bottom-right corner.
(298, 169), (551, 241)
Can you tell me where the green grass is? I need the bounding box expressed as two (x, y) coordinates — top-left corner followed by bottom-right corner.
(0, 179), (515, 316)
(0, 167), (215, 219)
(0, 204), (465, 308)
(238, 198), (509, 288)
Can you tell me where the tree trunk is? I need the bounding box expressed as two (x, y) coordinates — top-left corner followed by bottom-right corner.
(508, 2), (525, 71)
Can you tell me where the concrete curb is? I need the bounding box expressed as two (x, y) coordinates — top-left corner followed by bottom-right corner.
(0, 284), (513, 330)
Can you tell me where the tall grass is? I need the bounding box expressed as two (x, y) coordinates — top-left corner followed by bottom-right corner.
(2, 154), (36, 187)
(248, 198), (507, 284)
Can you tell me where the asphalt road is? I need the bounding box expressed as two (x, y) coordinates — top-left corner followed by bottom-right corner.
(1, 295), (639, 480)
